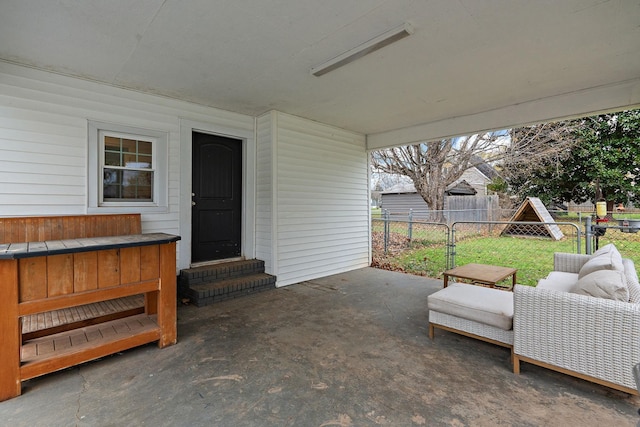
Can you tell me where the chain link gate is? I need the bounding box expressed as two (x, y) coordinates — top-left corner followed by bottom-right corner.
(585, 215), (640, 256)
(448, 221), (582, 286)
(371, 211), (450, 278)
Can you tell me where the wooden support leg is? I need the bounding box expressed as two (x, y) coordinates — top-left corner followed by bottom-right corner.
(141, 245), (159, 315)
(157, 242), (177, 348)
(428, 323), (435, 340)
(513, 353), (520, 374)
(145, 291), (158, 315)
(0, 260), (22, 401)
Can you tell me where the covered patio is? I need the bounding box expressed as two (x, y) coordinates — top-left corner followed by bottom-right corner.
(1, 2), (640, 424)
(1, 268), (637, 426)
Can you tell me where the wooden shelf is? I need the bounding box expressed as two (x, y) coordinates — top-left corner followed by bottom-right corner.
(20, 314), (160, 381)
(22, 295), (145, 341)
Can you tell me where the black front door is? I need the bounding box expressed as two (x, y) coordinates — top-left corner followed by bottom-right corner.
(191, 132), (242, 262)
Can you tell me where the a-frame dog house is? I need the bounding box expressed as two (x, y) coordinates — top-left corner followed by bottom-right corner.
(501, 197), (564, 240)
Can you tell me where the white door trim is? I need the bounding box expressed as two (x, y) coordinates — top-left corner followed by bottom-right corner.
(179, 119), (256, 270)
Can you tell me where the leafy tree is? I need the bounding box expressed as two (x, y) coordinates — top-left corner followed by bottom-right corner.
(570, 110), (640, 208)
(504, 110), (640, 208)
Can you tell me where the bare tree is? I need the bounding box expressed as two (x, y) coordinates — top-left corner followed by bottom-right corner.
(501, 121), (580, 204)
(372, 123), (582, 222)
(371, 133), (504, 221)
(504, 121), (578, 177)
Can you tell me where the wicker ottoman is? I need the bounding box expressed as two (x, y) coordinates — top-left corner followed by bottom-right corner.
(428, 283), (514, 351)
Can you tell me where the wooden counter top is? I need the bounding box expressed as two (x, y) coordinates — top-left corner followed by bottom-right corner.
(0, 233), (180, 259)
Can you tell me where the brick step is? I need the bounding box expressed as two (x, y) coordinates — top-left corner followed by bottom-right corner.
(183, 273), (276, 307)
(179, 259), (265, 287)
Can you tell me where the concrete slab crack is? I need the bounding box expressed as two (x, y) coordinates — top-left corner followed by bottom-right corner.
(75, 367), (88, 423)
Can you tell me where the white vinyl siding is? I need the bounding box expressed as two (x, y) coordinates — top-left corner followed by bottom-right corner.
(255, 113), (274, 274)
(266, 112), (369, 287)
(0, 63), (371, 281)
(0, 62), (254, 269)
(0, 95), (86, 215)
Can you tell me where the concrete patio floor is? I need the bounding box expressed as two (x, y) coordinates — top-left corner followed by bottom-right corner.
(1, 267), (639, 426)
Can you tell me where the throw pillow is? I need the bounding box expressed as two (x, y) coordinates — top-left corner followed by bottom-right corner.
(572, 269), (629, 301)
(578, 246), (624, 279)
(592, 243), (618, 257)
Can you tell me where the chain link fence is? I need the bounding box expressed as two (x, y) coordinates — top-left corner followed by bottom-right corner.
(587, 213), (640, 260)
(371, 209), (640, 286)
(450, 221), (581, 286)
(371, 216), (449, 279)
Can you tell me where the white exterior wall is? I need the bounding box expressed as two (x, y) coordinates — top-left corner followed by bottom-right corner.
(0, 63), (371, 283)
(0, 62), (254, 270)
(255, 112), (274, 273)
(257, 111), (369, 287)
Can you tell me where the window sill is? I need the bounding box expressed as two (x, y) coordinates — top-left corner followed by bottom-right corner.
(87, 205), (169, 214)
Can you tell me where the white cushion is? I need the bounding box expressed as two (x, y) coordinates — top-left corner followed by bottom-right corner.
(536, 277), (576, 292)
(428, 283), (513, 330)
(542, 271), (579, 290)
(572, 269), (629, 301)
(578, 247), (624, 279)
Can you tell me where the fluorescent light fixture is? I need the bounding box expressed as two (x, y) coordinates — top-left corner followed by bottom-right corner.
(311, 22), (414, 77)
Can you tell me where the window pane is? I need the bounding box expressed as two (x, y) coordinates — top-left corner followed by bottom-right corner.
(123, 170), (153, 200)
(104, 136), (122, 166)
(123, 153), (137, 166)
(104, 168), (153, 201)
(103, 169), (122, 199)
(105, 152), (121, 166)
(121, 138), (137, 153)
(138, 140), (152, 155)
(104, 136), (121, 151)
(137, 154), (152, 169)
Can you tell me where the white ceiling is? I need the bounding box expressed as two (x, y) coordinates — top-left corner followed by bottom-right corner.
(1, 1), (639, 142)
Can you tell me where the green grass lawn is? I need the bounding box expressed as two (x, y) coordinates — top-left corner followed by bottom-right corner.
(388, 237), (574, 286)
(374, 233), (640, 287)
(452, 237), (577, 286)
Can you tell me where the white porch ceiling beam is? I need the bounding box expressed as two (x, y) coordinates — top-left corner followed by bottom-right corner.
(367, 78), (640, 150)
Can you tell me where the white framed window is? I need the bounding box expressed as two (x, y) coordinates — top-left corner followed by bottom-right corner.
(88, 121), (168, 212)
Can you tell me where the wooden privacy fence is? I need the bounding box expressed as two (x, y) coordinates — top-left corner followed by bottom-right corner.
(0, 214), (180, 401)
(380, 195), (502, 223)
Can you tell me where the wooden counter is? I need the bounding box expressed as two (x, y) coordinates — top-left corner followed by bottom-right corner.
(0, 214), (179, 402)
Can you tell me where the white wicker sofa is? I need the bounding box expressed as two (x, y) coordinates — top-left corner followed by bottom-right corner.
(513, 244), (640, 394)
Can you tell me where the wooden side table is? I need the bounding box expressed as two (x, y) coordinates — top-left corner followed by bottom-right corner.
(443, 263), (517, 291)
